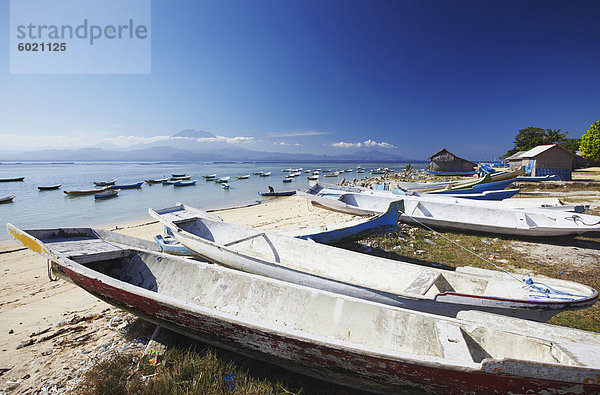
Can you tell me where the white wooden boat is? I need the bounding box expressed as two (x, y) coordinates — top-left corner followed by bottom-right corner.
(38, 184), (61, 191)
(149, 205), (597, 322)
(236, 175), (250, 180)
(8, 223), (600, 394)
(301, 183), (600, 236)
(95, 189), (119, 199)
(64, 187), (108, 196)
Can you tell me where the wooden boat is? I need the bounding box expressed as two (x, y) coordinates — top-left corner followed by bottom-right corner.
(109, 182), (143, 189)
(149, 205), (597, 322)
(259, 172), (271, 177)
(38, 184), (61, 191)
(154, 234), (196, 255)
(324, 172), (339, 177)
(0, 195), (15, 204)
(258, 190), (295, 197)
(173, 180), (197, 187)
(170, 175), (192, 181)
(203, 174), (217, 179)
(214, 176), (230, 183)
(93, 178), (118, 186)
(280, 200), (402, 244)
(252, 171), (264, 175)
(282, 178), (292, 183)
(64, 187), (108, 196)
(145, 178), (169, 184)
(220, 183), (230, 189)
(307, 175), (319, 181)
(413, 188), (521, 201)
(95, 189), (119, 199)
(489, 168), (523, 181)
(0, 177), (25, 182)
(429, 178), (514, 195)
(171, 173), (186, 178)
(426, 170), (478, 176)
(162, 179), (177, 185)
(236, 175), (250, 180)
(8, 224), (600, 394)
(300, 184), (600, 236)
(516, 175), (558, 182)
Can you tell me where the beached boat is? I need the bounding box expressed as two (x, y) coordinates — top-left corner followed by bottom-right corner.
(402, 188), (521, 201)
(428, 178), (514, 195)
(516, 175), (558, 182)
(8, 224), (600, 394)
(64, 187), (108, 196)
(0, 177), (25, 182)
(93, 178), (118, 186)
(145, 178), (169, 184)
(258, 190), (295, 197)
(95, 189), (119, 199)
(236, 175), (250, 180)
(300, 183), (600, 236)
(109, 182), (143, 189)
(38, 184), (61, 191)
(154, 234), (196, 255)
(149, 205), (597, 322)
(259, 172), (271, 177)
(426, 170), (478, 176)
(173, 180), (197, 187)
(0, 195), (16, 204)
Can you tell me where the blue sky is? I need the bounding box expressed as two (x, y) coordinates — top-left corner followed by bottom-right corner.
(1, 0), (599, 160)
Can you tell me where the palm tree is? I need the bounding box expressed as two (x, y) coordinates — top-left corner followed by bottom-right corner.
(543, 129), (568, 144)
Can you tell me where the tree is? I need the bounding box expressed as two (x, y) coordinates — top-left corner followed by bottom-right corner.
(559, 138), (581, 154)
(505, 127), (568, 157)
(580, 120), (600, 161)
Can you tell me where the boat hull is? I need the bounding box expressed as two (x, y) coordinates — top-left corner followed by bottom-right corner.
(55, 262), (600, 395)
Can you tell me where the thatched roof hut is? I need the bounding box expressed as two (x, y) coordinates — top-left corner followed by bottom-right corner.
(428, 149), (476, 173)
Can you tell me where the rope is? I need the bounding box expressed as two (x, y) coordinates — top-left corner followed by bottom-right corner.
(564, 214), (600, 226)
(399, 211), (571, 298)
(47, 259), (59, 281)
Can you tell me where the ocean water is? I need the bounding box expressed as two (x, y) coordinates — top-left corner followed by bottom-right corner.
(0, 161), (422, 241)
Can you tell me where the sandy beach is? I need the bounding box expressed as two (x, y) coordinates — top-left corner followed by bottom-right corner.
(0, 196), (360, 393)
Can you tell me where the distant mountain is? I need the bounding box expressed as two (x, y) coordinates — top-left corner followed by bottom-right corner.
(172, 129), (216, 139)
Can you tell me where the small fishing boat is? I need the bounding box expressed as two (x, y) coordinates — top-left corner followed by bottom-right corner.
(64, 187), (108, 196)
(282, 178), (292, 183)
(162, 179), (177, 185)
(252, 171), (264, 175)
(324, 172), (339, 177)
(516, 175), (558, 182)
(38, 184), (61, 191)
(145, 178), (169, 184)
(307, 175), (319, 181)
(426, 170), (478, 176)
(397, 188), (521, 201)
(259, 172), (271, 177)
(258, 190), (296, 197)
(300, 183), (600, 236)
(149, 205), (598, 322)
(0, 195), (16, 204)
(170, 175), (192, 181)
(95, 189), (119, 199)
(174, 180), (197, 187)
(0, 177), (25, 182)
(9, 224), (600, 394)
(171, 173), (186, 178)
(236, 175), (250, 180)
(93, 178), (118, 186)
(220, 183), (230, 189)
(428, 178), (514, 195)
(203, 174), (217, 179)
(109, 182), (143, 189)
(214, 176), (230, 183)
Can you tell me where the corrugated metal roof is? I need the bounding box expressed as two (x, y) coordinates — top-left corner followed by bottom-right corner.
(505, 150), (528, 160)
(520, 144), (558, 158)
(521, 144), (575, 158)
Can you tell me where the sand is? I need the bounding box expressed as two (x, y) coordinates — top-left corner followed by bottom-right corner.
(0, 196), (360, 393)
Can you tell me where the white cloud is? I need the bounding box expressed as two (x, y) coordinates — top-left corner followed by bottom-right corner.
(275, 141), (303, 146)
(332, 139), (396, 149)
(267, 130), (330, 138)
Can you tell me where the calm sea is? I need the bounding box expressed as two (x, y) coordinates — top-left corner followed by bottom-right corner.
(0, 161), (423, 241)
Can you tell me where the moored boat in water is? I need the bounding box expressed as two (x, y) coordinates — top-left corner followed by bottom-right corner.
(0, 195), (16, 204)
(38, 184), (61, 191)
(64, 187), (108, 196)
(93, 178), (118, 186)
(95, 189), (119, 199)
